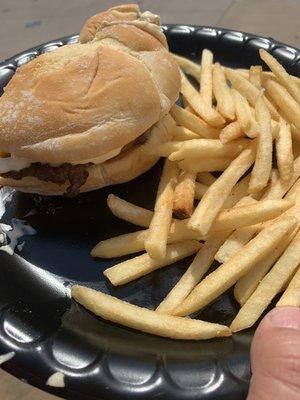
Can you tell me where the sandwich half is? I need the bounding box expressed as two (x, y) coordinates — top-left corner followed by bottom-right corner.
(0, 4), (180, 195)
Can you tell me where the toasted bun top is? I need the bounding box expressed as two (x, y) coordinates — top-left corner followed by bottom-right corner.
(0, 4), (180, 164)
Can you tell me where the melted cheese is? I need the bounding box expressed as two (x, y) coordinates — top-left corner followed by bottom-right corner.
(0, 155), (31, 173)
(71, 147), (122, 165)
(0, 146), (122, 173)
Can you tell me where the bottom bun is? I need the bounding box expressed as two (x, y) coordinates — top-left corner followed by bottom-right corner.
(0, 114), (175, 196)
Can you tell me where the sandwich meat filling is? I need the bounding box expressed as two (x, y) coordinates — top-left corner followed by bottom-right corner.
(1, 130), (151, 196)
(2, 163), (90, 197)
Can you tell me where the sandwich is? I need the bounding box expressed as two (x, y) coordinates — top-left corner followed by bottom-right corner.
(0, 4), (180, 196)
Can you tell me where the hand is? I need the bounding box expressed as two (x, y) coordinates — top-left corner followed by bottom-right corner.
(247, 307), (300, 400)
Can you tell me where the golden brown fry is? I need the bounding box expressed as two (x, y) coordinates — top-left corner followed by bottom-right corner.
(249, 65), (262, 89)
(291, 125), (300, 143)
(234, 231), (295, 305)
(92, 230), (149, 258)
(173, 126), (200, 141)
(249, 96), (273, 193)
(179, 157), (232, 173)
(156, 196), (259, 315)
(170, 104), (220, 138)
(277, 266), (300, 307)
(173, 171), (196, 218)
(71, 285), (231, 340)
(194, 182), (208, 199)
(215, 224), (260, 264)
(209, 199), (294, 233)
(104, 241), (201, 286)
(230, 229), (300, 332)
(196, 172), (217, 186)
(148, 141), (182, 157)
(180, 72), (225, 128)
(220, 121), (244, 143)
(219, 160), (300, 263)
(265, 79), (300, 130)
(156, 230), (231, 315)
(213, 63), (235, 120)
(169, 138), (248, 161)
(145, 160), (178, 259)
(261, 179), (300, 230)
(226, 68), (280, 120)
(261, 70), (300, 87)
(92, 177), (251, 259)
(175, 216), (297, 316)
(199, 49), (214, 106)
(188, 147), (256, 235)
(260, 49), (300, 104)
(232, 89), (258, 138)
(107, 194), (152, 228)
(276, 118), (294, 181)
(172, 53), (201, 81)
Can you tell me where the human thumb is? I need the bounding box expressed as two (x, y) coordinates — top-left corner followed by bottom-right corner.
(247, 307), (300, 400)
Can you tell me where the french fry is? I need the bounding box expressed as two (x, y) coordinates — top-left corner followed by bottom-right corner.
(232, 89), (258, 138)
(276, 118), (294, 181)
(210, 199), (294, 233)
(222, 177), (252, 208)
(145, 160), (178, 259)
(71, 285), (231, 340)
(173, 126), (200, 141)
(194, 182), (208, 199)
(217, 159), (300, 262)
(180, 72), (225, 128)
(230, 229), (300, 332)
(156, 196), (259, 315)
(277, 266), (300, 307)
(220, 121), (244, 144)
(170, 105), (220, 138)
(215, 223), (260, 264)
(263, 157), (300, 199)
(235, 68), (249, 78)
(92, 230), (149, 258)
(249, 96), (273, 193)
(104, 240), (201, 286)
(156, 230), (231, 315)
(291, 125), (300, 142)
(199, 49), (213, 107)
(172, 53), (201, 81)
(179, 157), (232, 173)
(196, 172), (217, 186)
(92, 177), (251, 259)
(149, 141), (182, 157)
(174, 216), (297, 316)
(249, 65), (262, 89)
(234, 231), (295, 305)
(212, 63), (235, 120)
(188, 147), (256, 235)
(107, 194), (152, 228)
(169, 138), (248, 161)
(265, 79), (300, 130)
(261, 70), (300, 87)
(260, 49), (300, 104)
(173, 171), (196, 218)
(264, 179), (300, 228)
(226, 68), (280, 120)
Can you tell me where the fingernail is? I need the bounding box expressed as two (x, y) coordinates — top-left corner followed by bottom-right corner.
(269, 307), (300, 330)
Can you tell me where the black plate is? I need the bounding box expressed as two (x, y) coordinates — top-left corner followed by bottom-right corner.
(0, 26), (299, 400)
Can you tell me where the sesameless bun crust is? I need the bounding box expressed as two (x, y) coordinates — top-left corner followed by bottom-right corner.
(0, 5), (180, 164)
(0, 114), (175, 195)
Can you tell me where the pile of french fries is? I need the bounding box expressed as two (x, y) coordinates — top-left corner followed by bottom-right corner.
(72, 49), (300, 340)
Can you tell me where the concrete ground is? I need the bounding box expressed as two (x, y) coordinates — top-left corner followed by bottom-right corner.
(0, 0), (299, 399)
